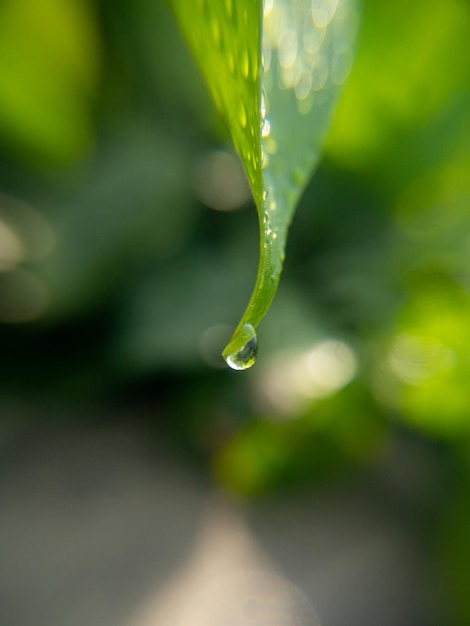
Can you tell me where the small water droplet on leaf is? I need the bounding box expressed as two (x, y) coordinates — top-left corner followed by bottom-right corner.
(260, 84), (268, 119)
(261, 117), (271, 137)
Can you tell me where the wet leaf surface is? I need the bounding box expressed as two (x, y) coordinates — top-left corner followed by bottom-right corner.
(168, 0), (359, 367)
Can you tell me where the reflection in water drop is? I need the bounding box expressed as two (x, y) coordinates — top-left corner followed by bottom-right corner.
(225, 323), (258, 370)
(180, 571), (320, 626)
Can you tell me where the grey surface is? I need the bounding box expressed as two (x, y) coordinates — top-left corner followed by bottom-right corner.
(0, 414), (427, 626)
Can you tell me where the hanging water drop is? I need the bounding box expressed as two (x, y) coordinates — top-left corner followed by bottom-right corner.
(225, 323), (258, 370)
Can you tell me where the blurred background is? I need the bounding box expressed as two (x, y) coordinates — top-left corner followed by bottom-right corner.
(1, 0), (470, 624)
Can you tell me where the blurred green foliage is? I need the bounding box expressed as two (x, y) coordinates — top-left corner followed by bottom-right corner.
(0, 0), (100, 161)
(0, 1), (470, 623)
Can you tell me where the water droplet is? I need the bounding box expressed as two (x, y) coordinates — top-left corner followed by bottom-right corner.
(261, 118), (271, 137)
(225, 323), (258, 370)
(260, 85), (268, 119)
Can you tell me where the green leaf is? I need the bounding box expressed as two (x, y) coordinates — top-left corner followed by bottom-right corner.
(168, 0), (359, 368)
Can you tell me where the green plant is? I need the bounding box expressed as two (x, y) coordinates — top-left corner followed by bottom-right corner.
(168, 0), (359, 368)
